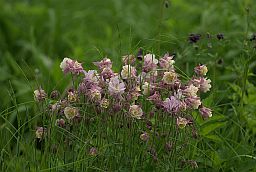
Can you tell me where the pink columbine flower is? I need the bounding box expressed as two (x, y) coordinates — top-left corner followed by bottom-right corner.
(159, 53), (175, 70)
(60, 57), (84, 75)
(129, 105), (143, 119)
(199, 106), (212, 119)
(143, 54), (158, 72)
(185, 96), (201, 109)
(101, 67), (115, 80)
(200, 78), (211, 93)
(192, 77), (211, 93)
(89, 87), (102, 102)
(183, 84), (198, 97)
(56, 118), (65, 127)
(84, 70), (99, 84)
(121, 65), (137, 79)
(34, 88), (47, 102)
(147, 91), (162, 107)
(139, 71), (158, 83)
(79, 70), (100, 93)
(93, 58), (112, 71)
(163, 96), (182, 113)
(108, 76), (126, 96)
(194, 64), (208, 76)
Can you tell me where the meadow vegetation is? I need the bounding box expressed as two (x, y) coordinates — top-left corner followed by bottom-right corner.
(0, 0), (256, 171)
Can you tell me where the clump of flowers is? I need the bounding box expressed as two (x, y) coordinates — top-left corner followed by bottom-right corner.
(33, 50), (213, 168)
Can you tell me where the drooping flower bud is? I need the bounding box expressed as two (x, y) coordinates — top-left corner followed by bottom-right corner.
(176, 117), (189, 129)
(35, 127), (46, 139)
(89, 147), (98, 156)
(34, 88), (47, 102)
(140, 132), (150, 141)
(194, 64), (208, 76)
(199, 106), (212, 119)
(56, 118), (65, 127)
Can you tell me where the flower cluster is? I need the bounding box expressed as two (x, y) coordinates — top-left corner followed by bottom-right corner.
(34, 52), (213, 142)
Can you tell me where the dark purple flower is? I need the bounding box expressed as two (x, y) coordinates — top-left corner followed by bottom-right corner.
(188, 33), (201, 43)
(217, 33), (224, 40)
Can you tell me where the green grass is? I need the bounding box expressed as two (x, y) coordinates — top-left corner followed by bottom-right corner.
(1, 0), (256, 171)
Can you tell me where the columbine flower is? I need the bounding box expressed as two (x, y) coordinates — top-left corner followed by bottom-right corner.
(217, 33), (224, 40)
(127, 91), (141, 102)
(93, 58), (112, 71)
(174, 89), (183, 99)
(89, 87), (101, 102)
(143, 54), (158, 72)
(56, 118), (65, 127)
(79, 70), (99, 93)
(60, 57), (84, 75)
(122, 55), (136, 65)
(194, 64), (208, 76)
(50, 90), (59, 99)
(68, 90), (78, 103)
(185, 97), (201, 109)
(64, 107), (79, 120)
(121, 65), (137, 79)
(108, 76), (126, 96)
(100, 98), (109, 108)
(147, 91), (162, 107)
(60, 57), (72, 73)
(139, 71), (158, 83)
(89, 147), (98, 156)
(199, 78), (211, 93)
(35, 127), (46, 139)
(101, 67), (115, 80)
(84, 70), (99, 84)
(188, 33), (201, 43)
(199, 106), (212, 119)
(129, 105), (143, 119)
(159, 53), (175, 70)
(140, 132), (149, 141)
(142, 82), (150, 95)
(34, 88), (47, 102)
(163, 96), (182, 113)
(193, 77), (211, 93)
(176, 117), (189, 129)
(183, 84), (198, 97)
(50, 103), (60, 112)
(162, 71), (177, 84)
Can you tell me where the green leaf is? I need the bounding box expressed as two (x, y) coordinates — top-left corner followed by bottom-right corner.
(200, 121), (227, 136)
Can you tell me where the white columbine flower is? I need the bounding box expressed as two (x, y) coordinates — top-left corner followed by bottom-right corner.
(121, 65), (136, 79)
